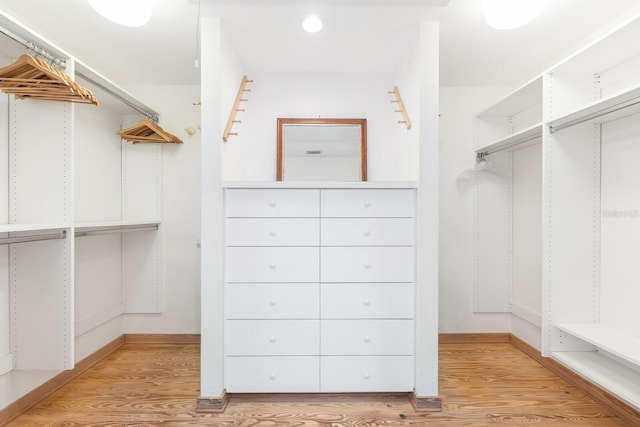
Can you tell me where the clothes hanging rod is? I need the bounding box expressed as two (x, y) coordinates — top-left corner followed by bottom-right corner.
(75, 224), (159, 238)
(0, 22), (158, 123)
(75, 69), (159, 123)
(550, 97), (640, 134)
(479, 135), (541, 156)
(0, 25), (66, 68)
(0, 230), (66, 246)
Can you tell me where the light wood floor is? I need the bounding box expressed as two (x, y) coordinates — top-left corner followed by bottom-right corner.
(4, 342), (628, 426)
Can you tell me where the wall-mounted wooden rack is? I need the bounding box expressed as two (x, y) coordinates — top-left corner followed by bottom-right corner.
(118, 119), (183, 144)
(388, 86), (411, 130)
(223, 75), (252, 142)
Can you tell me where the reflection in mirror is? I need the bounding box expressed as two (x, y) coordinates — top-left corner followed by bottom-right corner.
(277, 118), (367, 181)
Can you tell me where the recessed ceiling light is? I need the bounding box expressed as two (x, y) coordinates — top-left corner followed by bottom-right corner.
(88, 0), (155, 27)
(302, 14), (324, 33)
(483, 0), (550, 30)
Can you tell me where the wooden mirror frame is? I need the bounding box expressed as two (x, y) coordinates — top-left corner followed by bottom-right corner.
(276, 118), (368, 181)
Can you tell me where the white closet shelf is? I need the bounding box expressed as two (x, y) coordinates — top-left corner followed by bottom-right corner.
(548, 84), (640, 133)
(553, 350), (640, 411)
(0, 223), (69, 233)
(74, 220), (160, 230)
(556, 323), (640, 368)
(476, 123), (542, 155)
(478, 77), (542, 118)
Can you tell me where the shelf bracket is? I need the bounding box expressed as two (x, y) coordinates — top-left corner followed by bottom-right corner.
(223, 75), (252, 143)
(388, 86), (411, 130)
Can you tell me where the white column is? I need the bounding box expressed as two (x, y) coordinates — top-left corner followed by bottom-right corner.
(415, 20), (439, 397)
(200, 15), (225, 399)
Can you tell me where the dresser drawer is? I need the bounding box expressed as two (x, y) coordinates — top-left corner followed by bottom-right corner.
(320, 356), (413, 392)
(321, 218), (414, 246)
(321, 320), (413, 355)
(225, 189), (319, 217)
(225, 356), (320, 392)
(321, 283), (413, 319)
(226, 283), (319, 319)
(321, 247), (414, 283)
(321, 189), (414, 218)
(226, 218), (319, 246)
(226, 247), (319, 283)
(226, 320), (319, 355)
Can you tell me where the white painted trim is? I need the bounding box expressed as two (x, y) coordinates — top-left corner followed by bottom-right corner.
(511, 303), (541, 327)
(75, 304), (124, 337)
(0, 353), (13, 376)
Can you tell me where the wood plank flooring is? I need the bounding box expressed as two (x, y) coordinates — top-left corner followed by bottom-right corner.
(4, 342), (628, 426)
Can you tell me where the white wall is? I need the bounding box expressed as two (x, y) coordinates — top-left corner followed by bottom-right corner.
(222, 72), (416, 182)
(113, 84), (520, 338)
(122, 84), (202, 334)
(511, 143), (542, 349)
(439, 86), (512, 333)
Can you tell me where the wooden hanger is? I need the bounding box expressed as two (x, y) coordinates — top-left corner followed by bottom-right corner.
(118, 119), (183, 144)
(0, 54), (99, 105)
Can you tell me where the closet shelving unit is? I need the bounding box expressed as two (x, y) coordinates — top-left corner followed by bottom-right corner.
(474, 77), (543, 316)
(0, 11), (163, 411)
(543, 13), (640, 411)
(476, 12), (640, 412)
(476, 77), (543, 155)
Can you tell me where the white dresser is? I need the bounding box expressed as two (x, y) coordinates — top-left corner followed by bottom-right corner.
(223, 182), (416, 393)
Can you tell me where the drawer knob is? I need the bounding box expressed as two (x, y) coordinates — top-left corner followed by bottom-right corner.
(269, 372), (277, 380)
(269, 263), (276, 269)
(269, 231), (277, 237)
(269, 201), (277, 208)
(364, 231), (371, 237)
(269, 299), (277, 306)
(364, 202), (371, 208)
(363, 372), (370, 380)
(363, 298), (371, 306)
(364, 336), (371, 343)
(269, 335), (277, 343)
(364, 263), (371, 270)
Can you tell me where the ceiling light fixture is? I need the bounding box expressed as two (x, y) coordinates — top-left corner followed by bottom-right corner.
(88, 0), (155, 27)
(483, 0), (550, 30)
(302, 14), (324, 33)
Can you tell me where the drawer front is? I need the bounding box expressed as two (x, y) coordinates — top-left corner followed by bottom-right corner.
(321, 218), (414, 246)
(225, 356), (319, 392)
(320, 356), (414, 392)
(226, 218), (319, 246)
(321, 320), (413, 355)
(225, 189), (319, 217)
(321, 283), (413, 319)
(226, 247), (319, 283)
(321, 189), (414, 218)
(226, 283), (319, 319)
(321, 247), (414, 283)
(226, 320), (319, 355)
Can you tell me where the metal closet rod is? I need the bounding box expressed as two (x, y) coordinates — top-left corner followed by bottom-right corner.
(478, 134), (541, 157)
(0, 24), (159, 123)
(75, 70), (159, 123)
(75, 224), (159, 238)
(0, 26), (66, 68)
(550, 96), (640, 134)
(0, 230), (66, 246)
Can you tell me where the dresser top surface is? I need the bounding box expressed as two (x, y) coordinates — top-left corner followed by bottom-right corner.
(223, 181), (417, 189)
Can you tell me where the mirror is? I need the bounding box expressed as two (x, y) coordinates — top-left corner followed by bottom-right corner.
(277, 118), (367, 181)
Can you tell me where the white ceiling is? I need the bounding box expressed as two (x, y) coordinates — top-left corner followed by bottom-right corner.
(0, 0), (639, 89)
